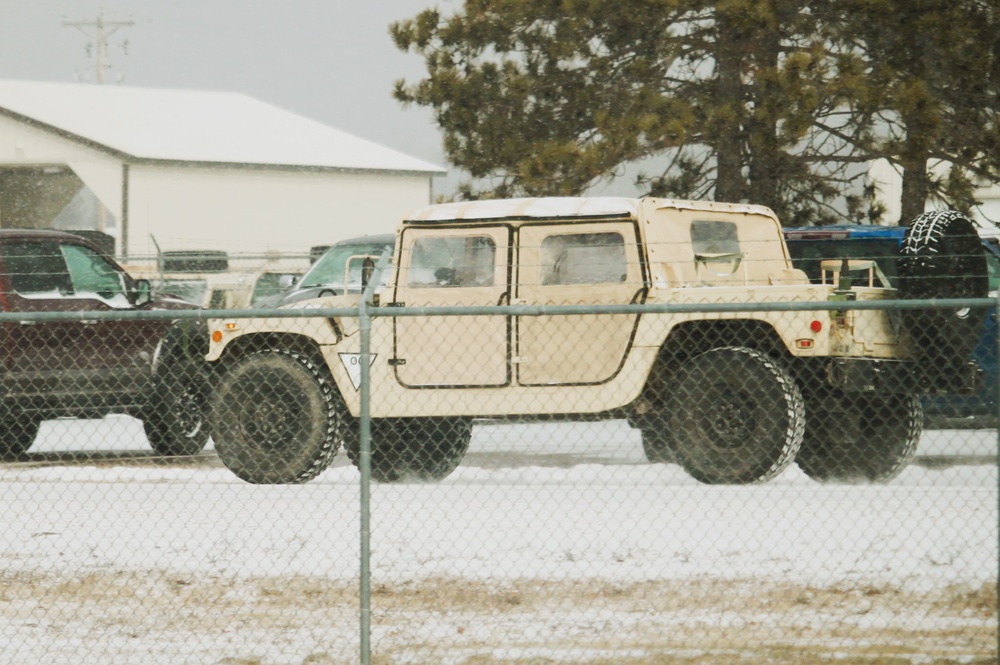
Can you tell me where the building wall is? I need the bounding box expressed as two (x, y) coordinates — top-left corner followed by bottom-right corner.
(867, 157), (1000, 228)
(125, 164), (428, 259)
(0, 113), (124, 228)
(0, 114), (435, 257)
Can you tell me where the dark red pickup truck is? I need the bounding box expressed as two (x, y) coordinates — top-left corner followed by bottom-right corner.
(0, 229), (210, 458)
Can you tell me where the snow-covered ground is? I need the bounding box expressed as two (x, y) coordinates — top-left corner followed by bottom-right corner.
(0, 418), (996, 664)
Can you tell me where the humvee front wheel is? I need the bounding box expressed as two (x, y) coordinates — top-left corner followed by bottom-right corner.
(796, 393), (922, 483)
(669, 347), (804, 484)
(212, 350), (343, 484)
(346, 417), (472, 482)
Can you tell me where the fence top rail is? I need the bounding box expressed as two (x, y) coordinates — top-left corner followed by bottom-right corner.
(0, 297), (995, 322)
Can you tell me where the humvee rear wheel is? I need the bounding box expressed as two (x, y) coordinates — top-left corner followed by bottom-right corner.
(212, 350), (342, 484)
(0, 407), (42, 458)
(898, 210), (989, 364)
(796, 392), (922, 483)
(637, 422), (676, 464)
(669, 347), (804, 484)
(346, 417), (472, 482)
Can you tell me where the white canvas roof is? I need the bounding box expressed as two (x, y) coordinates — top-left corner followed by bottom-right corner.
(404, 197), (641, 222)
(0, 79), (444, 174)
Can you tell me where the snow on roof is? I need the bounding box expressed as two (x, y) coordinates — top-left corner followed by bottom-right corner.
(402, 196), (776, 223)
(0, 79), (444, 174)
(404, 197), (642, 222)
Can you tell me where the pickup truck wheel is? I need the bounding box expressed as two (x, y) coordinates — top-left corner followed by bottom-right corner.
(669, 347), (804, 484)
(346, 417), (472, 482)
(0, 408), (42, 458)
(898, 210), (989, 364)
(143, 360), (212, 456)
(212, 350), (343, 484)
(796, 393), (921, 482)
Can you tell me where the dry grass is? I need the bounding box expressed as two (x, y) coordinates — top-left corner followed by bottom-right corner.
(0, 570), (995, 664)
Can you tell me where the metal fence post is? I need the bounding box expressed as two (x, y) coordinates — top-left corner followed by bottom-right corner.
(357, 250), (391, 665)
(358, 292), (372, 665)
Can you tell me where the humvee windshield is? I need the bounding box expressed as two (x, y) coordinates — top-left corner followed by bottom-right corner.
(300, 237), (394, 291)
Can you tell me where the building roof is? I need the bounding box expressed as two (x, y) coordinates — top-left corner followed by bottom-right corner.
(0, 79), (444, 174)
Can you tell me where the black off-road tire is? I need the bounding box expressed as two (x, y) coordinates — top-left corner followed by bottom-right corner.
(212, 349), (343, 484)
(0, 408), (42, 458)
(669, 347), (804, 484)
(143, 360), (212, 456)
(345, 417), (472, 482)
(796, 392), (922, 483)
(634, 416), (676, 464)
(897, 210), (989, 363)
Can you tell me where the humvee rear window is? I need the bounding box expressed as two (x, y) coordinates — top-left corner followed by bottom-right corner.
(540, 232), (627, 285)
(691, 220), (742, 276)
(407, 235), (496, 288)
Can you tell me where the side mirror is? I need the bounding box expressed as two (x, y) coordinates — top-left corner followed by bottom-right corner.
(278, 274), (298, 289)
(361, 257), (375, 291)
(132, 278), (153, 306)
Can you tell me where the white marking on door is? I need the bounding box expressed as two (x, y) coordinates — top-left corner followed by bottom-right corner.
(339, 353), (377, 391)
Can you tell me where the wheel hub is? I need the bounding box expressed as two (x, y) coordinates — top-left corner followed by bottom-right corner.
(701, 387), (756, 448)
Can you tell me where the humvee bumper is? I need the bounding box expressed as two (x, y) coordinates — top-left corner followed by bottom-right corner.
(825, 358), (983, 395)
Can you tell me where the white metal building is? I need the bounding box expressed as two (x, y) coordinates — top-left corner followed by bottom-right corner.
(0, 79), (444, 259)
(867, 158), (1000, 229)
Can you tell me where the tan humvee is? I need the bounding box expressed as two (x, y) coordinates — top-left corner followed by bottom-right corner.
(205, 198), (985, 486)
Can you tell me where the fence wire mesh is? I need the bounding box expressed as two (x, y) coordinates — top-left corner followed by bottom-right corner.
(0, 224), (997, 664)
(0, 299), (995, 665)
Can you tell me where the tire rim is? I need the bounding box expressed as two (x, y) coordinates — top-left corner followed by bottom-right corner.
(699, 386), (757, 449)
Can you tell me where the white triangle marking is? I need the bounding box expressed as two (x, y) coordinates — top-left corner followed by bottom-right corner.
(339, 353), (377, 391)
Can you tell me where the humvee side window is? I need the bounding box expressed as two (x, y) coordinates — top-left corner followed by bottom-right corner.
(407, 235), (496, 288)
(1, 241), (72, 296)
(540, 232), (627, 285)
(691, 220), (742, 276)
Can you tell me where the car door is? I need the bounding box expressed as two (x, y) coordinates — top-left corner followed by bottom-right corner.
(391, 226), (510, 387)
(1, 239), (96, 400)
(515, 223), (645, 385)
(59, 242), (170, 398)
(0, 239), (163, 404)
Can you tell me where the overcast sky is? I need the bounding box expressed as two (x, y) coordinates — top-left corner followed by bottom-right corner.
(1, 0), (461, 195)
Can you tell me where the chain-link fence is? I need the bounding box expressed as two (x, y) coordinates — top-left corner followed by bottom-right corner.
(0, 295), (996, 664)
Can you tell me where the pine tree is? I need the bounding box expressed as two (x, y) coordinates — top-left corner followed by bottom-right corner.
(393, 0), (997, 224)
(843, 0), (999, 221)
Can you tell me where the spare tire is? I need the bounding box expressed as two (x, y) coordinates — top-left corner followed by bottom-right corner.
(897, 210), (988, 363)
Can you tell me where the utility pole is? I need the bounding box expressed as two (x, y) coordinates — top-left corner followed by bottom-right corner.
(62, 12), (134, 84)
(62, 12), (134, 235)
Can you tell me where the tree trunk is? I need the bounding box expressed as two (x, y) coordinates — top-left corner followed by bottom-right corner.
(746, 19), (783, 217)
(898, 117), (932, 224)
(713, 10), (746, 203)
